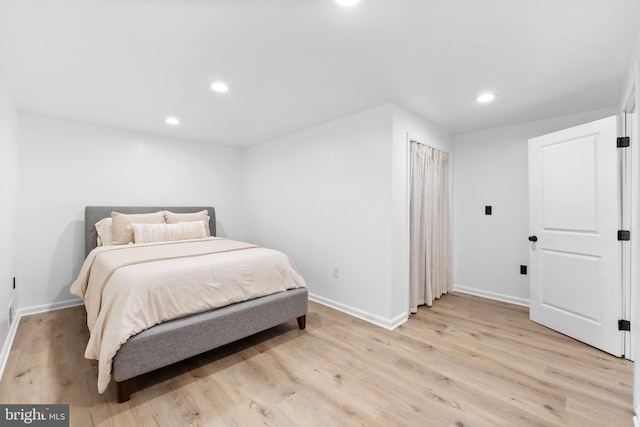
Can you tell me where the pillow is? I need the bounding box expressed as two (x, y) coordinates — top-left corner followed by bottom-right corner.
(95, 217), (113, 246)
(129, 220), (208, 244)
(111, 211), (165, 245)
(165, 210), (211, 236)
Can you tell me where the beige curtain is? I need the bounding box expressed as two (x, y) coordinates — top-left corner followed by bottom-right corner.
(409, 141), (452, 313)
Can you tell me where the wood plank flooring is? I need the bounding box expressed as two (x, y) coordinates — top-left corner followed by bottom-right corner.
(0, 293), (633, 426)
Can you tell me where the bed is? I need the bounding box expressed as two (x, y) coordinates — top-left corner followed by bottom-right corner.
(77, 206), (308, 403)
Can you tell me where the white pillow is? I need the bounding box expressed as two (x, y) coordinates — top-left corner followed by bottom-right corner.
(129, 220), (208, 244)
(95, 217), (113, 246)
(111, 211), (165, 245)
(165, 210), (211, 236)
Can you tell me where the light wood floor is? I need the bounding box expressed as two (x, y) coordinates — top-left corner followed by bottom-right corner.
(0, 293), (633, 426)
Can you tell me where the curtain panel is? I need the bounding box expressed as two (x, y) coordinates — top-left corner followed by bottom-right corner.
(409, 141), (453, 313)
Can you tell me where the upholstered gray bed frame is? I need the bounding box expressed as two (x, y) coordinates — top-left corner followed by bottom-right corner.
(84, 206), (308, 402)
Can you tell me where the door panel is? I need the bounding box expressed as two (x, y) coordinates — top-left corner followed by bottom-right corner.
(542, 136), (597, 232)
(529, 116), (623, 356)
(542, 249), (601, 323)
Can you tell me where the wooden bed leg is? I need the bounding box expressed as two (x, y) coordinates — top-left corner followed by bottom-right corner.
(117, 379), (133, 403)
(296, 315), (306, 329)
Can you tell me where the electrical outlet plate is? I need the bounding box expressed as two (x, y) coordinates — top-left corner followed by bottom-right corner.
(332, 266), (340, 278)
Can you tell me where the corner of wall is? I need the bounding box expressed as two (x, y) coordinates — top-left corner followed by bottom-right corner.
(0, 69), (19, 381)
(309, 292), (408, 330)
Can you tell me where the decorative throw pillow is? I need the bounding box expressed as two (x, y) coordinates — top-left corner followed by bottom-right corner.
(129, 220), (208, 243)
(95, 217), (113, 246)
(165, 210), (211, 236)
(111, 211), (165, 245)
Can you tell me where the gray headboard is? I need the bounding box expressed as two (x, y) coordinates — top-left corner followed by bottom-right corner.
(85, 206), (216, 257)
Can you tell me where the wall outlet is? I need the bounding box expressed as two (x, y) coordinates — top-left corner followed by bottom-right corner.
(520, 265), (527, 275)
(332, 266), (340, 278)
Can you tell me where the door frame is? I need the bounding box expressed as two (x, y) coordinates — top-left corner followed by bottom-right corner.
(622, 55), (640, 423)
(625, 80), (640, 418)
(623, 89), (636, 361)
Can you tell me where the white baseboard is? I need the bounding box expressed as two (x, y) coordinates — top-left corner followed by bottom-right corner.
(454, 285), (529, 307)
(0, 298), (84, 382)
(16, 298), (83, 318)
(0, 307), (21, 385)
(309, 293), (408, 330)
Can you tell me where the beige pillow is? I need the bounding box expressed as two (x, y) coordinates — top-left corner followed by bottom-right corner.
(95, 217), (113, 246)
(130, 220), (208, 244)
(111, 211), (165, 245)
(165, 210), (211, 236)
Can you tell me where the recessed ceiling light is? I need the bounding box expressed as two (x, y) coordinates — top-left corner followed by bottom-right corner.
(165, 117), (180, 126)
(210, 82), (229, 93)
(477, 93), (496, 103)
(336, 0), (360, 6)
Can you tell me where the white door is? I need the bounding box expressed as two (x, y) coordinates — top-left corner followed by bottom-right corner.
(528, 116), (624, 356)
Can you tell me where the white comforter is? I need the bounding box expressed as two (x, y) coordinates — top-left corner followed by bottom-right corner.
(70, 237), (306, 393)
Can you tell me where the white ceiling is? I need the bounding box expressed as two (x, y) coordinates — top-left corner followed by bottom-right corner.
(0, 1), (639, 147)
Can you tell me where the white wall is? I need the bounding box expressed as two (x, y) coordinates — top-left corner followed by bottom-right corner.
(0, 71), (18, 347)
(243, 105), (395, 326)
(390, 105), (453, 319)
(16, 114), (245, 310)
(453, 107), (618, 305)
